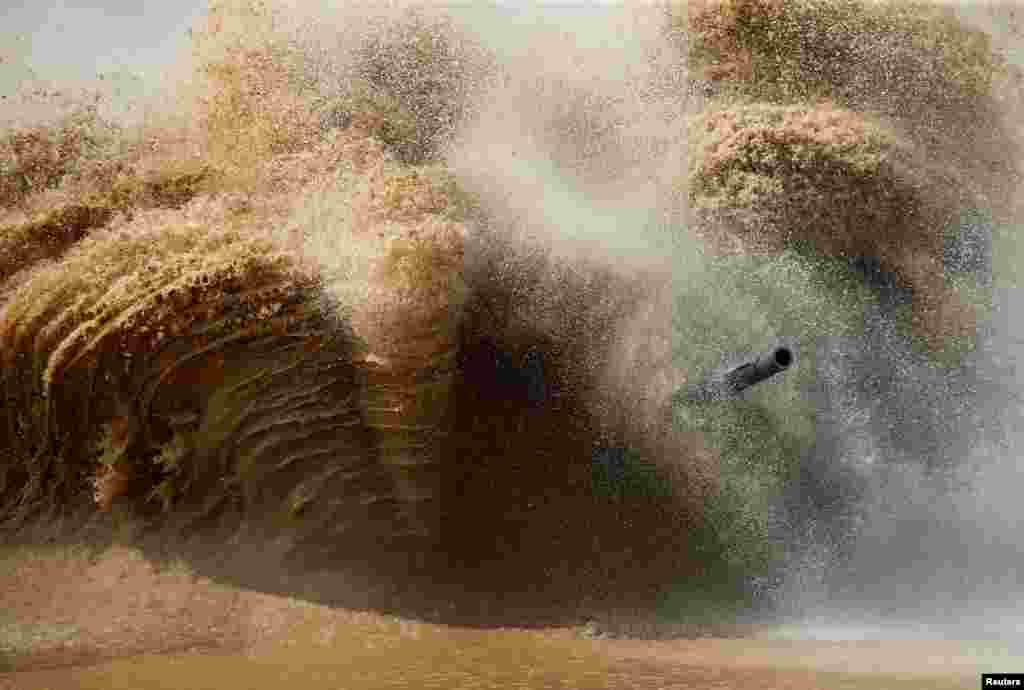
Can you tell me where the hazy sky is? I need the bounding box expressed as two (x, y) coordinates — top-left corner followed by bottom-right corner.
(2, 1), (208, 82)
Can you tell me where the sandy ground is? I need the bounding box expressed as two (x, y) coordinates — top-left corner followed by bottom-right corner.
(0, 543), (1015, 689)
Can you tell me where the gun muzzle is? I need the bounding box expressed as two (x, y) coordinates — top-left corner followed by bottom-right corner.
(680, 346), (794, 403)
(723, 346), (793, 394)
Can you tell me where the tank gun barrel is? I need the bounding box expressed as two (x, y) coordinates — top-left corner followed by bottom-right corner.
(678, 346), (794, 403)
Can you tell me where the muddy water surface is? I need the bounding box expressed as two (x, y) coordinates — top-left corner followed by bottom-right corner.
(4, 624), (1012, 690)
(0, 543), (1015, 690)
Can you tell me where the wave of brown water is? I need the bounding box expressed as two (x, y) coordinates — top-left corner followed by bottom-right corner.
(3, 640), (997, 690)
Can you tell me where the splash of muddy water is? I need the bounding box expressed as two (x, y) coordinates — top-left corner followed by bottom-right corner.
(3, 2), (1024, 680)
